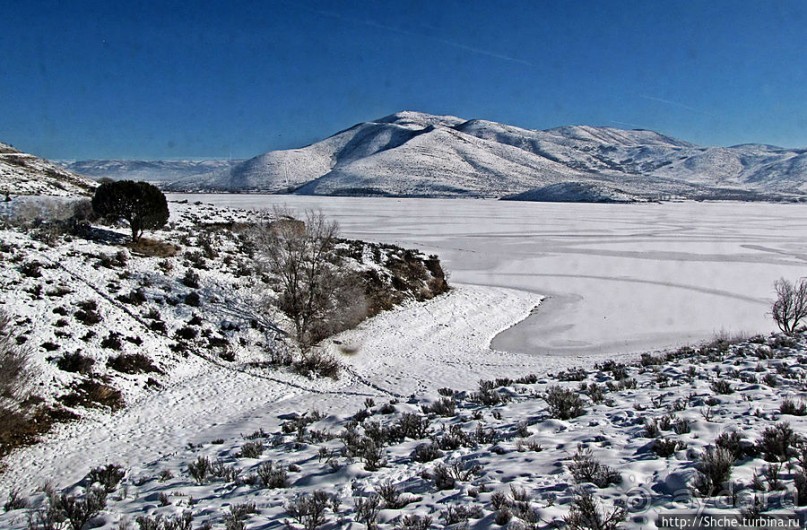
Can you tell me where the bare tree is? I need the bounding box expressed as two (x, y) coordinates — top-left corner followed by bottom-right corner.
(771, 277), (807, 334)
(253, 209), (366, 349)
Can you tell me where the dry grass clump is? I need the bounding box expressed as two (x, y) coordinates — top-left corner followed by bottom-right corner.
(128, 237), (179, 257)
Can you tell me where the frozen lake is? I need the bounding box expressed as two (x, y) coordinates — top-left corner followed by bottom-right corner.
(170, 194), (807, 357)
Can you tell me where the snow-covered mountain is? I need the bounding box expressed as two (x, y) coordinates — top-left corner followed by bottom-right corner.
(0, 142), (97, 197)
(166, 111), (807, 201)
(59, 159), (243, 186)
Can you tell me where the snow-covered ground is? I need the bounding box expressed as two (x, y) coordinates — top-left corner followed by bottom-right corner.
(168, 195), (807, 357)
(3, 197), (807, 529)
(1, 283), (541, 497)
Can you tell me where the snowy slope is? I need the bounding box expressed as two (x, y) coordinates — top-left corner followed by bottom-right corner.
(166, 112), (807, 200)
(0, 142), (97, 197)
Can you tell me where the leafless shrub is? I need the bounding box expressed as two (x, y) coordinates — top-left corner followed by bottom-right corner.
(1, 311), (35, 406)
(557, 367), (588, 382)
(227, 502), (257, 522)
(354, 494), (381, 528)
(292, 350), (341, 379)
(673, 418), (691, 435)
(795, 470), (807, 506)
(763, 463), (784, 490)
(4, 488), (28, 511)
(56, 352), (95, 374)
(711, 380), (733, 395)
(136, 512), (193, 530)
(564, 490), (626, 530)
(470, 379), (510, 406)
(440, 504), (483, 526)
(58, 486), (108, 530)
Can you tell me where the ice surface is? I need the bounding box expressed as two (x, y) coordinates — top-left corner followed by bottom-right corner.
(170, 195), (807, 357)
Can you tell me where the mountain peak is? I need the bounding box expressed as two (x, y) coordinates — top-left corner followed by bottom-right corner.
(375, 111), (466, 129)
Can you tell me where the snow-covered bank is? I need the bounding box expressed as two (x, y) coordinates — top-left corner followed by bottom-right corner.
(1, 283), (541, 497)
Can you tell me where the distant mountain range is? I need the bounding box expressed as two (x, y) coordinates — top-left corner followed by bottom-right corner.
(5, 111), (807, 201)
(0, 142), (96, 196)
(59, 159), (244, 186)
(157, 111), (806, 201)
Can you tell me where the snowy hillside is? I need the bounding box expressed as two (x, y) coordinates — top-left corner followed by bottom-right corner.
(166, 111), (807, 201)
(0, 142), (97, 197)
(60, 160), (244, 186)
(0, 198), (448, 469)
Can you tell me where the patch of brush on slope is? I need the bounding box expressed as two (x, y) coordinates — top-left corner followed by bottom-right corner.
(3, 331), (805, 528)
(502, 181), (644, 203)
(0, 198), (448, 460)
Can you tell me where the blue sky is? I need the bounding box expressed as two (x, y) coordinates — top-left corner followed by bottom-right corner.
(1, 0), (806, 160)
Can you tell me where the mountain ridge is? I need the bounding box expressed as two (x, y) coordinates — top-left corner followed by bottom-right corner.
(6, 112), (807, 201)
(162, 111), (807, 201)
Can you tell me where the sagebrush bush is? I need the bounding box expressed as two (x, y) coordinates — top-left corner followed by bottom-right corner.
(757, 422), (801, 462)
(86, 463), (125, 493)
(56, 351), (95, 374)
(422, 397), (456, 417)
(394, 514), (432, 530)
(188, 455), (212, 484)
(653, 438), (685, 457)
(564, 491), (626, 530)
(237, 440), (264, 458)
(411, 442), (443, 463)
(107, 353), (162, 374)
(470, 379), (510, 406)
(286, 490), (335, 530)
(780, 398), (807, 416)
(293, 350), (340, 379)
(694, 446), (734, 496)
(256, 461), (287, 489)
(395, 413), (431, 440)
(715, 431), (746, 461)
(568, 447), (621, 488)
(545, 385), (586, 420)
(354, 494), (381, 528)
